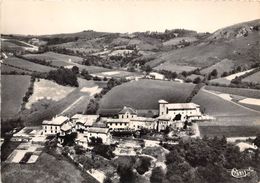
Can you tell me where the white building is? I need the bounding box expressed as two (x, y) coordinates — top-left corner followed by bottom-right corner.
(118, 106), (137, 119)
(71, 114), (99, 132)
(86, 127), (111, 145)
(42, 116), (70, 135)
(148, 72), (165, 80)
(158, 100), (201, 121)
(129, 117), (157, 131)
(105, 118), (131, 131)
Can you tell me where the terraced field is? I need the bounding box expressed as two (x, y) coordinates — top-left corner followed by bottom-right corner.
(1, 64), (32, 74)
(1, 75), (31, 118)
(3, 57), (55, 73)
(99, 79), (195, 114)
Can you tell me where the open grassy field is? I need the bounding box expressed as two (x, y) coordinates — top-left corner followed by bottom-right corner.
(26, 79), (75, 109)
(1, 64), (32, 74)
(200, 58), (234, 76)
(205, 85), (260, 99)
(99, 79), (195, 114)
(21, 79), (97, 126)
(92, 70), (142, 78)
(153, 62), (198, 73)
(199, 125), (260, 137)
(1, 152), (98, 183)
(242, 71), (260, 83)
(3, 57), (55, 73)
(1, 75), (31, 118)
(23, 51), (83, 66)
(193, 88), (260, 137)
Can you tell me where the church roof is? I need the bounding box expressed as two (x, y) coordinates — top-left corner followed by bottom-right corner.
(118, 106), (137, 115)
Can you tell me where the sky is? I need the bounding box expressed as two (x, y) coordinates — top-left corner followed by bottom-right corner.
(1, 0), (260, 35)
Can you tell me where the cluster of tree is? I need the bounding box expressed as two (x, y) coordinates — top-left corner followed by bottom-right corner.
(60, 132), (78, 146)
(158, 136), (260, 183)
(42, 36), (79, 45)
(92, 144), (115, 160)
(80, 69), (92, 80)
(231, 66), (260, 85)
(207, 69), (218, 80)
(159, 70), (178, 80)
(186, 83), (204, 102)
(21, 75), (36, 109)
(1, 117), (24, 137)
(141, 65), (152, 73)
(135, 29), (197, 41)
(47, 67), (79, 87)
(88, 137), (103, 146)
(86, 78), (127, 114)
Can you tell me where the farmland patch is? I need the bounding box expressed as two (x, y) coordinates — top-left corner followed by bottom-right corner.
(242, 71), (260, 83)
(1, 75), (31, 118)
(154, 62), (198, 73)
(99, 79), (195, 114)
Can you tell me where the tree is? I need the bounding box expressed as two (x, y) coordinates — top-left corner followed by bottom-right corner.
(86, 99), (99, 114)
(253, 134), (260, 148)
(193, 77), (201, 84)
(72, 66), (79, 74)
(150, 167), (164, 183)
(117, 165), (135, 183)
(210, 69), (218, 77)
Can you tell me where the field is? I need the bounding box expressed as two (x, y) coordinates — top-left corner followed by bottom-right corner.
(162, 36), (198, 46)
(1, 152), (98, 183)
(1, 75), (31, 118)
(26, 79), (75, 109)
(192, 88), (260, 137)
(205, 85), (260, 99)
(1, 64), (32, 74)
(200, 58), (234, 76)
(153, 62), (198, 73)
(3, 57), (55, 73)
(99, 79), (195, 114)
(23, 51), (83, 66)
(242, 71), (260, 83)
(91, 70), (142, 78)
(21, 79), (98, 125)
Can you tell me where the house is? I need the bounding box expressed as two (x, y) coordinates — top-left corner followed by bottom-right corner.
(60, 122), (75, 136)
(148, 72), (165, 80)
(86, 127), (111, 145)
(42, 116), (69, 135)
(129, 117), (157, 131)
(71, 114), (99, 132)
(158, 100), (201, 121)
(118, 106), (137, 119)
(105, 118), (131, 131)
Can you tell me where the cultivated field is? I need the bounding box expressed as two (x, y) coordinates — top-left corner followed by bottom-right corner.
(1, 64), (32, 74)
(205, 85), (260, 99)
(154, 62), (198, 73)
(92, 70), (142, 78)
(1, 152), (97, 183)
(23, 52), (83, 67)
(99, 79), (195, 114)
(3, 57), (55, 73)
(200, 58), (234, 76)
(193, 88), (260, 137)
(242, 71), (260, 83)
(26, 79), (75, 109)
(1, 75), (31, 118)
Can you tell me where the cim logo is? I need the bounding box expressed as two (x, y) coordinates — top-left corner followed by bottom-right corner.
(230, 167), (254, 178)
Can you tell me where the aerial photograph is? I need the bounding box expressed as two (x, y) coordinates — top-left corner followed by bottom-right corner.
(1, 0), (260, 182)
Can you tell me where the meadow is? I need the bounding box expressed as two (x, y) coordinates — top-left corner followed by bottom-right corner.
(1, 152), (98, 183)
(205, 85), (260, 99)
(99, 79), (195, 114)
(26, 79), (75, 109)
(1, 75), (31, 118)
(1, 64), (32, 74)
(153, 62), (198, 73)
(242, 71), (260, 83)
(92, 70), (142, 78)
(4, 57), (55, 73)
(200, 58), (234, 76)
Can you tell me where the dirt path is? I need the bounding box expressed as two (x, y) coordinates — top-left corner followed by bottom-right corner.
(202, 86), (260, 115)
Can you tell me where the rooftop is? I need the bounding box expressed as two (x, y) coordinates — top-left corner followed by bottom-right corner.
(105, 118), (130, 123)
(88, 127), (110, 134)
(42, 116), (69, 125)
(61, 122), (74, 132)
(130, 117), (155, 122)
(118, 106), (137, 115)
(167, 103), (200, 109)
